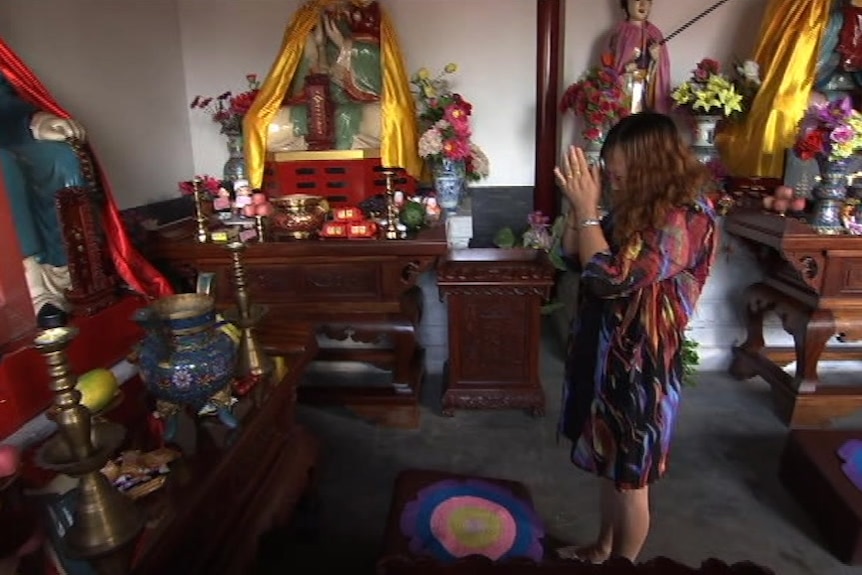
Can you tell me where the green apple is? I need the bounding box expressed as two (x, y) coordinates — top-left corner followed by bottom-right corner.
(76, 368), (119, 413)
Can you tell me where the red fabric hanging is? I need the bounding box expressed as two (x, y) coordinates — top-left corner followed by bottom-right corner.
(0, 37), (174, 300)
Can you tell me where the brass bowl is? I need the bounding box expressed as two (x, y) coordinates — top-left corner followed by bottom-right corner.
(270, 194), (330, 239)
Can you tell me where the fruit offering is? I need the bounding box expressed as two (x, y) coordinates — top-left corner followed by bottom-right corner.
(762, 185), (806, 214)
(241, 191), (274, 218)
(76, 368), (120, 413)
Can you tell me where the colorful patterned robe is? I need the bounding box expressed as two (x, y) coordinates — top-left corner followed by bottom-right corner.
(558, 197), (718, 489)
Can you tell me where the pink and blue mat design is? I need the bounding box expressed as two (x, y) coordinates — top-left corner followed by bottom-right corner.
(399, 478), (545, 563)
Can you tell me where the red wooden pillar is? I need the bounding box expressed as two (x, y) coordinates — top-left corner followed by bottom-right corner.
(534, 0), (565, 219)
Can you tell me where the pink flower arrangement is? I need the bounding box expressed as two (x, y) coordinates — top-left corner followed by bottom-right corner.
(190, 73), (260, 134)
(560, 55), (630, 143)
(178, 175), (225, 198)
(794, 96), (862, 162)
(411, 64), (490, 181)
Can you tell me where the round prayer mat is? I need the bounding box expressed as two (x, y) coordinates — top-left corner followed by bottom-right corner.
(399, 478), (544, 563)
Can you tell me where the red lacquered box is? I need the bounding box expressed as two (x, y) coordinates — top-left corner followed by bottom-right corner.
(262, 149), (417, 208)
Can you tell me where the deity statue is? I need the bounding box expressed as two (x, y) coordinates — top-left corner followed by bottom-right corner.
(816, 0), (862, 101)
(608, 0), (670, 114)
(243, 0), (422, 190)
(0, 37), (172, 320)
(268, 1), (382, 152)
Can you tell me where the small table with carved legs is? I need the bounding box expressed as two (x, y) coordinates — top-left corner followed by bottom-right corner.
(725, 210), (862, 427)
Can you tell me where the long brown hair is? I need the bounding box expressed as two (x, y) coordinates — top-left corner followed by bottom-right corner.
(600, 112), (710, 244)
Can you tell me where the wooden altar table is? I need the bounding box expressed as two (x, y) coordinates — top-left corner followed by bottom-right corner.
(725, 210), (862, 427)
(144, 221), (448, 428)
(122, 322), (319, 575)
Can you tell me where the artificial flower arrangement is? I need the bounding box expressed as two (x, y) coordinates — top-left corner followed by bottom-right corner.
(671, 58), (744, 118)
(731, 58), (762, 115)
(411, 63), (490, 182)
(559, 54), (630, 143)
(178, 175), (225, 197)
(190, 73), (261, 134)
(793, 96), (862, 162)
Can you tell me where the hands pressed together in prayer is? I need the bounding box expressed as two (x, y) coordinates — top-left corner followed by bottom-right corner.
(554, 145), (602, 217)
(554, 145), (609, 267)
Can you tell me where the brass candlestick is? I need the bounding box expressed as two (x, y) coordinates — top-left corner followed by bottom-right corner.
(254, 214), (266, 243)
(223, 241), (273, 390)
(381, 169), (400, 240)
(33, 327), (144, 571)
(192, 177), (209, 243)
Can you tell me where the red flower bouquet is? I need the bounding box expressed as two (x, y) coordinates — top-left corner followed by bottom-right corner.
(191, 74), (260, 135)
(178, 175), (224, 197)
(560, 57), (629, 143)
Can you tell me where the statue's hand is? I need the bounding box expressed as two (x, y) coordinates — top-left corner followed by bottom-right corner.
(324, 14), (345, 49)
(30, 112), (86, 142)
(313, 18), (325, 47)
(648, 42), (661, 63)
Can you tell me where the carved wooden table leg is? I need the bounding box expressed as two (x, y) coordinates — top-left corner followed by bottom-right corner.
(790, 308), (834, 393)
(729, 282), (770, 380)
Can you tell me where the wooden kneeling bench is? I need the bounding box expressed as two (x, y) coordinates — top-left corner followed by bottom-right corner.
(779, 429), (862, 565)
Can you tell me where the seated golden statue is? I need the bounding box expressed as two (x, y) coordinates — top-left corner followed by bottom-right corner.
(243, 0), (421, 189)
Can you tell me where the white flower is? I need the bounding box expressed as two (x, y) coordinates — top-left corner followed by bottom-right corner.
(737, 60), (761, 85)
(469, 143), (490, 178)
(418, 127), (443, 158)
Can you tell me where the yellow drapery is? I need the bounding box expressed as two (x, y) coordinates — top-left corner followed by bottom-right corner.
(716, 0), (831, 177)
(242, 0), (421, 189)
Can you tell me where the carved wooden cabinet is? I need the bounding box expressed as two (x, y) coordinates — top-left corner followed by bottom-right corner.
(436, 249), (556, 416)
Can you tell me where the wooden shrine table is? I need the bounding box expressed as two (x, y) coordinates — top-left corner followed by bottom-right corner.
(145, 220), (448, 428)
(725, 210), (862, 427)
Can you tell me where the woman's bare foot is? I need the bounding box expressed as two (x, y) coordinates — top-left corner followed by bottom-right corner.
(556, 542), (611, 564)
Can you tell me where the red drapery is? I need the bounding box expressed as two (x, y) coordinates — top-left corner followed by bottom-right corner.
(0, 38), (173, 300)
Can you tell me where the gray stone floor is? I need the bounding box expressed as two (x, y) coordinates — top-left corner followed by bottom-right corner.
(262, 323), (862, 575)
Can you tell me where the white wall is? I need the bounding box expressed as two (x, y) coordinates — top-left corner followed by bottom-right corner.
(2, 0), (801, 370)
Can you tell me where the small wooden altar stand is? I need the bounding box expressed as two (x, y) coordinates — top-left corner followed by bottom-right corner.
(725, 210), (862, 427)
(437, 249), (556, 416)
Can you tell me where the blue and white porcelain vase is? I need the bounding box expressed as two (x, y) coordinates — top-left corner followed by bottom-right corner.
(433, 158), (466, 215)
(812, 156), (850, 234)
(690, 114), (722, 165)
(223, 130), (247, 183)
(134, 293), (238, 441)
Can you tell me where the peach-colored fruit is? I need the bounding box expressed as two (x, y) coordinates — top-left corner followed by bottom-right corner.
(255, 202), (274, 216)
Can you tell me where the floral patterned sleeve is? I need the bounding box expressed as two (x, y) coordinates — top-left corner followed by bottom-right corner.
(581, 205), (717, 299)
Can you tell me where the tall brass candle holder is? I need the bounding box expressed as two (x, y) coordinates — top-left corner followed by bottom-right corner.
(254, 214), (267, 243)
(192, 177), (209, 243)
(223, 241), (273, 394)
(381, 168), (402, 240)
(33, 327), (144, 572)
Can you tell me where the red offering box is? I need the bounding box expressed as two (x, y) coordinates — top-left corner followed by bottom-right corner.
(332, 206), (363, 222)
(320, 221), (348, 238)
(347, 220), (378, 239)
(262, 149), (417, 208)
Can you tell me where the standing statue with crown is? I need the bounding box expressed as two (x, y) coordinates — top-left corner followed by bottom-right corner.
(243, 0), (421, 195)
